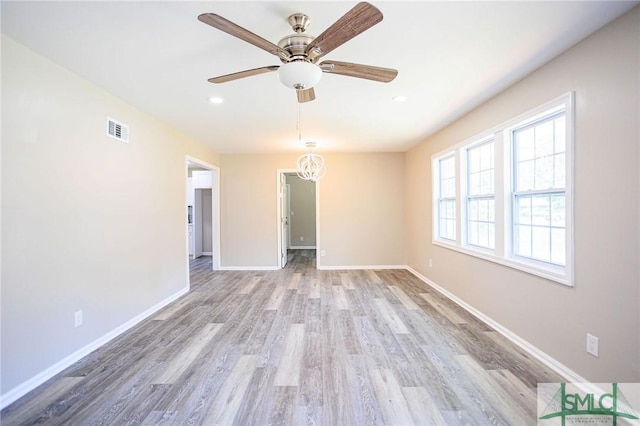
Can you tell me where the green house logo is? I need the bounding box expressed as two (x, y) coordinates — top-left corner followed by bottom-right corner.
(539, 383), (639, 425)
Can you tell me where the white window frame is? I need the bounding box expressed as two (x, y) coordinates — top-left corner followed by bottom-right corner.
(431, 92), (574, 286)
(434, 153), (457, 241)
(465, 138), (496, 251)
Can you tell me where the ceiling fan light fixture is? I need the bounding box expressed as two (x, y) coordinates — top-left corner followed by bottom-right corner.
(278, 61), (322, 90)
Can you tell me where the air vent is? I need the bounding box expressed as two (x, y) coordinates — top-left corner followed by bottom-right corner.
(107, 117), (129, 142)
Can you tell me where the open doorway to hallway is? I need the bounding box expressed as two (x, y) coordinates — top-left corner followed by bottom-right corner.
(186, 156), (220, 274)
(277, 170), (318, 269)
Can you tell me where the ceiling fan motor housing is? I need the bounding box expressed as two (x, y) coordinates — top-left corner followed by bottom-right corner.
(278, 33), (315, 61)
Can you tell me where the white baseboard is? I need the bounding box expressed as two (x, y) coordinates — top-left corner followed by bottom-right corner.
(219, 266), (279, 271)
(0, 286), (189, 410)
(289, 246), (316, 249)
(317, 265), (405, 270)
(201, 251), (213, 256)
(405, 266), (588, 384)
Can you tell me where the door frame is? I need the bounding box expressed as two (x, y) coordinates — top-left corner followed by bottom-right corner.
(276, 169), (320, 269)
(186, 156), (220, 274)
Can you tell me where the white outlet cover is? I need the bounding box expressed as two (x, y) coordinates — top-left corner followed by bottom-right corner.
(586, 333), (599, 357)
(74, 310), (83, 328)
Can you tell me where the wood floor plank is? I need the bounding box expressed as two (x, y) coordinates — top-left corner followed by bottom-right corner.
(419, 292), (467, 324)
(370, 368), (414, 426)
(1, 251), (563, 425)
(455, 354), (533, 424)
(402, 386), (448, 426)
(389, 285), (421, 310)
(152, 322), (223, 384)
(373, 298), (410, 334)
(239, 275), (261, 294)
(288, 272), (302, 289)
(339, 272), (355, 289)
(332, 285), (350, 310)
(273, 324), (305, 386)
(201, 355), (258, 425)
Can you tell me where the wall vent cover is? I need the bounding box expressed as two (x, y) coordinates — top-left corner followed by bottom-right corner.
(107, 118), (129, 142)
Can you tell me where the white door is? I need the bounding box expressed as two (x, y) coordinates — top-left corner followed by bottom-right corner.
(280, 174), (289, 268)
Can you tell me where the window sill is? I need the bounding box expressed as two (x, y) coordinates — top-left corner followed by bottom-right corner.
(432, 239), (572, 287)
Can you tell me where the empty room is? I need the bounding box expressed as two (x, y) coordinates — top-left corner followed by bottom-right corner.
(1, 1), (639, 425)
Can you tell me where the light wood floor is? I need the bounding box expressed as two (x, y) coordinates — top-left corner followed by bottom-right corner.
(1, 250), (562, 425)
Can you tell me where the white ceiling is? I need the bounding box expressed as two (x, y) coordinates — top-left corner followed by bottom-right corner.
(2, 1), (636, 153)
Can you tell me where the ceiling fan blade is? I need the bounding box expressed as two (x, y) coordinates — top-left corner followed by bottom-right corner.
(198, 13), (290, 60)
(297, 88), (316, 103)
(319, 60), (397, 82)
(305, 2), (383, 60)
(208, 66), (279, 84)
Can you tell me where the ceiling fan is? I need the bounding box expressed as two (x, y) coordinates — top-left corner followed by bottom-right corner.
(198, 2), (398, 103)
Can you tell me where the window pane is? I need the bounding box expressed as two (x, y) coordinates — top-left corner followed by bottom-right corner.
(468, 199), (478, 221)
(534, 155), (553, 189)
(468, 222), (478, 246)
(516, 195), (532, 225)
(517, 225), (532, 257)
(467, 197), (495, 250)
(469, 174), (480, 196)
(517, 160), (534, 191)
(439, 199), (456, 240)
(467, 141), (494, 198)
(532, 195), (550, 226)
(532, 226), (551, 262)
(480, 170), (492, 194)
(469, 148), (480, 173)
(517, 128), (535, 161)
(551, 195), (565, 227)
(535, 120), (554, 158)
(551, 228), (566, 265)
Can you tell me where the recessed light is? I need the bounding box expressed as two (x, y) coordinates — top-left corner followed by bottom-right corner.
(209, 97), (224, 104)
(392, 95), (408, 102)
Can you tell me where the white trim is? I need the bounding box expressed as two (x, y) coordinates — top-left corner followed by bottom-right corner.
(405, 266), (588, 384)
(200, 251), (213, 256)
(218, 266), (280, 271)
(317, 265), (406, 270)
(289, 245), (316, 249)
(0, 286), (189, 410)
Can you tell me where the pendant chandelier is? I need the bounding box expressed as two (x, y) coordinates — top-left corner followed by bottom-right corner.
(295, 105), (326, 181)
(297, 142), (326, 181)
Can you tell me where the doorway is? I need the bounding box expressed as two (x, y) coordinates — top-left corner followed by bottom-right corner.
(277, 170), (318, 269)
(186, 156), (220, 274)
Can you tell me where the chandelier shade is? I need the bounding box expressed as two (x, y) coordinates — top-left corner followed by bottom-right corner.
(297, 150), (326, 182)
(278, 61), (322, 89)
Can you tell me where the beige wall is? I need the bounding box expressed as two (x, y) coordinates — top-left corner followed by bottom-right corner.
(405, 8), (639, 382)
(286, 174), (316, 247)
(1, 36), (219, 394)
(220, 152), (405, 268)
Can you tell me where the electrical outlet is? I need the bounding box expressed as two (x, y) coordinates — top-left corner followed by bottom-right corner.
(321, 250), (326, 257)
(429, 258), (433, 268)
(74, 310), (83, 328)
(300, 236), (304, 242)
(586, 333), (599, 357)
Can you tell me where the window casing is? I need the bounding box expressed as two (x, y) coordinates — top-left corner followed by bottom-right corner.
(432, 93), (574, 286)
